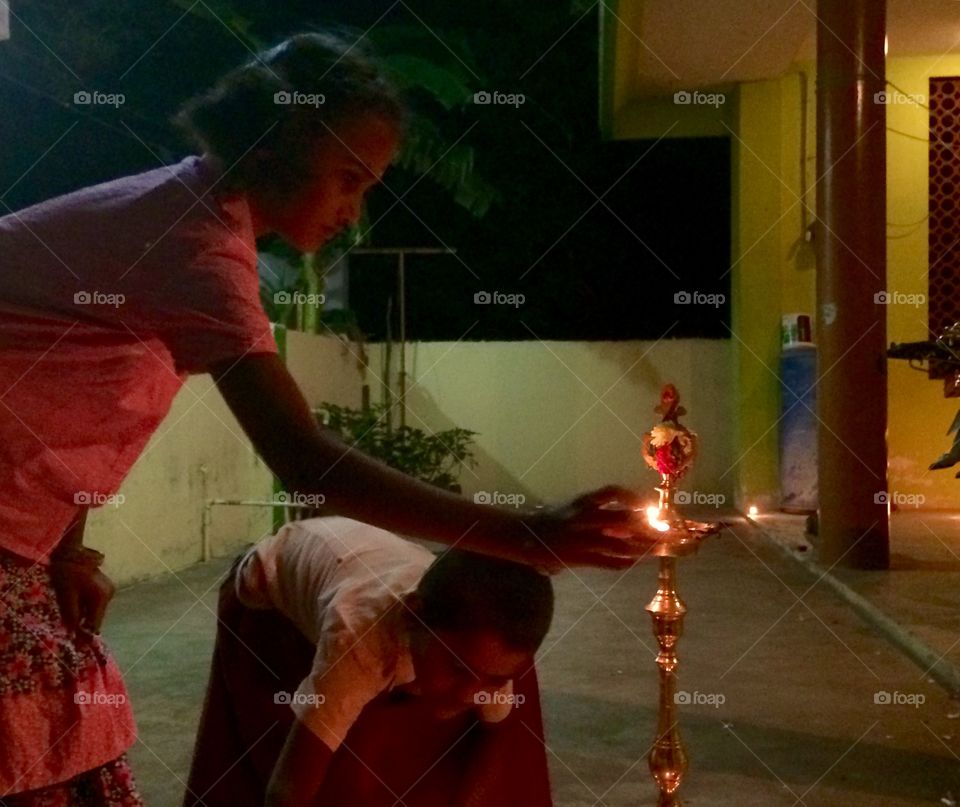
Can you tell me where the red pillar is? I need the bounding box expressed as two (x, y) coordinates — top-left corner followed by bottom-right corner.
(815, 0), (890, 568)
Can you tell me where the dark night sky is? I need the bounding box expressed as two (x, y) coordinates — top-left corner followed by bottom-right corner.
(0, 1), (730, 341)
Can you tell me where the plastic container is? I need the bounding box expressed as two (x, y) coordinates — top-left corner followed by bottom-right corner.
(779, 344), (818, 513)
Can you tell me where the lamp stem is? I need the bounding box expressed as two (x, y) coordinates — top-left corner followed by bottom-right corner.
(646, 555), (688, 804)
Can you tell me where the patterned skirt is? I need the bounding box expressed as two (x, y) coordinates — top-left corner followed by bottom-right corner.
(0, 548), (143, 804)
(3, 756), (142, 807)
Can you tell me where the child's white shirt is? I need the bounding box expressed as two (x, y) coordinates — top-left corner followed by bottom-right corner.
(236, 516), (514, 750)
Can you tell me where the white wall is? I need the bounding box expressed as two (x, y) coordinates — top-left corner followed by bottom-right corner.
(368, 339), (734, 510)
(86, 335), (732, 584)
(286, 329), (366, 409)
(87, 332), (365, 586)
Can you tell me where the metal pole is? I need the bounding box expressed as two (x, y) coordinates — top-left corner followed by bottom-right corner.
(815, 0), (889, 568)
(646, 555), (688, 805)
(349, 247), (456, 428)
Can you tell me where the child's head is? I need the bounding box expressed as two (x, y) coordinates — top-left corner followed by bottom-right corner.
(403, 549), (555, 717)
(174, 31), (405, 251)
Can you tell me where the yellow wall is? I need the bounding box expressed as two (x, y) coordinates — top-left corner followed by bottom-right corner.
(607, 39), (960, 510)
(885, 56), (960, 507)
(730, 70), (816, 511)
(87, 332), (365, 585)
(86, 373), (276, 583)
(745, 58), (960, 509)
(90, 330), (731, 585)
(368, 340), (735, 509)
(285, 329), (366, 410)
(729, 79), (790, 511)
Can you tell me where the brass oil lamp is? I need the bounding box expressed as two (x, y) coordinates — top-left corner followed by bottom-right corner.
(636, 385), (720, 806)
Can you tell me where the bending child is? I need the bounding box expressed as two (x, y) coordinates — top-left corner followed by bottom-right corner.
(184, 516), (555, 807)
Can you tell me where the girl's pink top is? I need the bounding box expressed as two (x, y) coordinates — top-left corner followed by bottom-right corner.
(0, 155), (278, 563)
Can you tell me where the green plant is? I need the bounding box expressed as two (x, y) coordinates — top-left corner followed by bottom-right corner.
(317, 402), (477, 492)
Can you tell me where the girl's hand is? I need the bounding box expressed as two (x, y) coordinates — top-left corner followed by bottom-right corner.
(524, 485), (660, 572)
(49, 559), (116, 638)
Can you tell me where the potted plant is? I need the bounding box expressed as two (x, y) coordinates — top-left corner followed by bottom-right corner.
(316, 402), (477, 493)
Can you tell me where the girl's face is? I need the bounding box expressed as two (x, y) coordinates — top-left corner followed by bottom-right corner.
(250, 113), (399, 252)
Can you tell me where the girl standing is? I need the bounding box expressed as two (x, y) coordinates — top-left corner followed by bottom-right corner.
(0, 32), (645, 803)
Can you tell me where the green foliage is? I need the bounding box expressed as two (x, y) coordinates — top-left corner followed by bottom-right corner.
(395, 115), (498, 217)
(317, 403), (477, 491)
(370, 24), (499, 218)
(378, 53), (472, 110)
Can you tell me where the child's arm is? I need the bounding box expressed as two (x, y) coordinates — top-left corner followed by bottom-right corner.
(264, 720), (333, 807)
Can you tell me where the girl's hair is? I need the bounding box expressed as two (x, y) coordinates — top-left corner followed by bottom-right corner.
(173, 31), (406, 196)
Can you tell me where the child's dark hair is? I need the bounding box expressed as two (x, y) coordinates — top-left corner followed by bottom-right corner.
(173, 31), (406, 196)
(416, 550), (554, 652)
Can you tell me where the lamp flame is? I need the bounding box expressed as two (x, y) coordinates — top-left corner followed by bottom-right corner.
(646, 505), (671, 532)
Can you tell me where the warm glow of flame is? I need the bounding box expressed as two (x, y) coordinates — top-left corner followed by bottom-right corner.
(646, 505), (671, 532)
(748, 505), (759, 517)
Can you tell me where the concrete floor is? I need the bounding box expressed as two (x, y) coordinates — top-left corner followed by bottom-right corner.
(759, 510), (960, 676)
(103, 517), (960, 806)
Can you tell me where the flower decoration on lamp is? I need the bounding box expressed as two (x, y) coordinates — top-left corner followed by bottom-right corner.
(642, 384), (698, 505)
